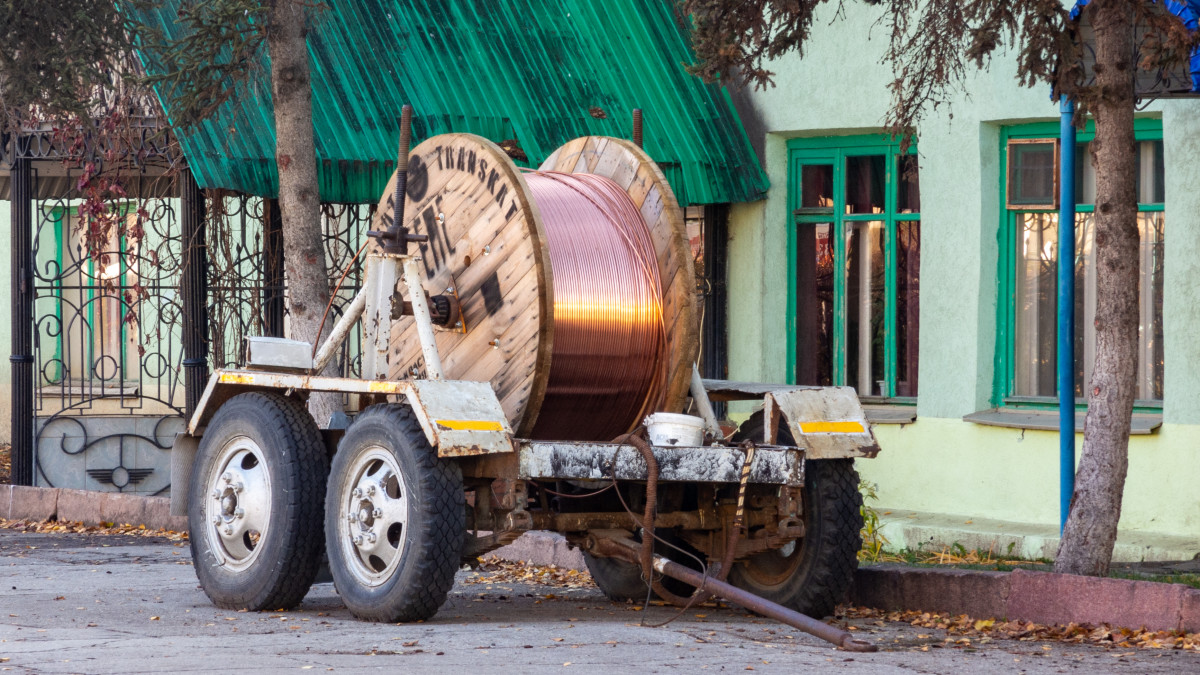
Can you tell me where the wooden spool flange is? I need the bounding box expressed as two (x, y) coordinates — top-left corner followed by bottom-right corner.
(371, 134), (698, 438)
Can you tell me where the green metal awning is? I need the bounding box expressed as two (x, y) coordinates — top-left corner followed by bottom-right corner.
(131, 0), (768, 206)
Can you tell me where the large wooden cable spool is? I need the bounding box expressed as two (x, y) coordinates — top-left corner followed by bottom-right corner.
(370, 134), (698, 440)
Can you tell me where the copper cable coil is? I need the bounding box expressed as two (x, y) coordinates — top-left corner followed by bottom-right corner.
(523, 171), (667, 441)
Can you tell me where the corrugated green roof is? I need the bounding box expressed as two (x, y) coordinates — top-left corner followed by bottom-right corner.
(132, 0), (768, 205)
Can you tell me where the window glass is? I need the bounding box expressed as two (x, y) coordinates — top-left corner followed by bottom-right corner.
(1073, 139), (1163, 205)
(845, 221), (886, 396)
(1014, 213), (1059, 397)
(845, 155), (885, 214)
(1007, 141), (1058, 208)
(795, 222), (834, 386)
(896, 221), (920, 396)
(897, 155), (920, 213)
(1136, 140), (1165, 204)
(800, 164), (834, 211)
(1011, 211), (1164, 401)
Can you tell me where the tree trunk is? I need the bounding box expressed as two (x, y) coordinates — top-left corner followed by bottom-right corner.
(1054, 0), (1139, 577)
(266, 0), (342, 425)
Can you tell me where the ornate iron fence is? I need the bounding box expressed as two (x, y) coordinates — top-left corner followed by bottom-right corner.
(16, 159), (372, 492)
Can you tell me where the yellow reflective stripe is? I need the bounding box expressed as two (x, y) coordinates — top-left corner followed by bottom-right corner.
(799, 421), (864, 434)
(219, 373), (254, 384)
(366, 380), (407, 393)
(435, 419), (505, 432)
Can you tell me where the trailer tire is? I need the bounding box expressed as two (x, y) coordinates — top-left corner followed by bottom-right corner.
(325, 403), (464, 622)
(188, 392), (329, 611)
(583, 553), (646, 602)
(584, 532), (706, 603)
(727, 412), (862, 618)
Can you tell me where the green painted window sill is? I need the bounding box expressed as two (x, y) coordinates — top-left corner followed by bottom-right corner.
(963, 408), (1162, 435)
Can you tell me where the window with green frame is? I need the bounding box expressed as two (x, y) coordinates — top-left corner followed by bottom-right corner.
(997, 118), (1165, 407)
(786, 135), (920, 399)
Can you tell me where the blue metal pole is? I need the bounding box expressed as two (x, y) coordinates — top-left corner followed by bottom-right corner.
(1058, 98), (1077, 534)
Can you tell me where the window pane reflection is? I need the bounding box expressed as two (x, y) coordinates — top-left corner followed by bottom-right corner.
(846, 155), (885, 214)
(846, 221), (885, 396)
(897, 221), (920, 396)
(801, 164), (834, 210)
(897, 155), (920, 213)
(796, 223), (834, 386)
(1013, 211), (1164, 401)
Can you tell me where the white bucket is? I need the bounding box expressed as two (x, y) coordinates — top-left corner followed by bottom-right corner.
(643, 412), (706, 447)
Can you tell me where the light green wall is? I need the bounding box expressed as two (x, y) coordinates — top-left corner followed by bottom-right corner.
(727, 2), (1200, 541)
(0, 199), (11, 442)
(1161, 101), (1200, 423)
(862, 420), (1200, 538)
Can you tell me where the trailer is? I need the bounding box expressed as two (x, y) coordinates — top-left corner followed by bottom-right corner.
(171, 108), (880, 651)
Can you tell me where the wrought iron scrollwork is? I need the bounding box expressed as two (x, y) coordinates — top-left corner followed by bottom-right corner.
(31, 164), (372, 492)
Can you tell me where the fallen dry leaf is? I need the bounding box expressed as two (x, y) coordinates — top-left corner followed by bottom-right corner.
(840, 606), (1200, 651)
(464, 558), (596, 590)
(0, 517), (186, 541)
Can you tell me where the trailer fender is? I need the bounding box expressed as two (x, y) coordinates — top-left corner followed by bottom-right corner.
(764, 387), (881, 459)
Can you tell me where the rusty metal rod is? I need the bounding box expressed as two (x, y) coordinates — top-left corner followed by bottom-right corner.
(312, 286), (368, 372)
(650, 554), (877, 652)
(632, 108), (643, 148)
(529, 509), (705, 532)
(387, 104), (414, 255)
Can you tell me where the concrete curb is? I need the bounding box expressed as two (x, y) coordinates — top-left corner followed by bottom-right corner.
(0, 484), (188, 532)
(852, 563), (1200, 633)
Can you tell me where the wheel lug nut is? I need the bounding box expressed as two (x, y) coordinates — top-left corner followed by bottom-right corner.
(211, 515), (222, 526)
(222, 472), (232, 483)
(347, 512), (358, 522)
(372, 508), (382, 519)
(234, 508), (245, 519)
(352, 488), (363, 498)
(365, 485), (376, 496)
(211, 489), (221, 500)
(233, 482), (244, 494)
(353, 535), (363, 546)
(366, 532), (376, 544)
(223, 525), (233, 535)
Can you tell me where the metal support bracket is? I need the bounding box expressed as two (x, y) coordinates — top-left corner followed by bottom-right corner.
(402, 256), (444, 379)
(362, 254), (400, 379)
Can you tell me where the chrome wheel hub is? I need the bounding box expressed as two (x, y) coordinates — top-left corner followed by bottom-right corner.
(202, 436), (272, 571)
(337, 447), (409, 586)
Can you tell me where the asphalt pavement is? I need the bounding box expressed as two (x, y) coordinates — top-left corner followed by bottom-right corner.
(1, 529), (1197, 674)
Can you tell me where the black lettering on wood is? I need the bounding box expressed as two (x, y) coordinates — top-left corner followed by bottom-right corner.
(481, 271), (503, 316)
(421, 206), (451, 271)
(406, 154), (428, 202)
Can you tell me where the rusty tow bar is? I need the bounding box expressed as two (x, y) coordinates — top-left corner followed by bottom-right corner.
(586, 534), (876, 652)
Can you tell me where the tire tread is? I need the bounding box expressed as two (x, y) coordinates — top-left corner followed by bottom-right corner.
(327, 403), (463, 622)
(190, 391), (328, 611)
